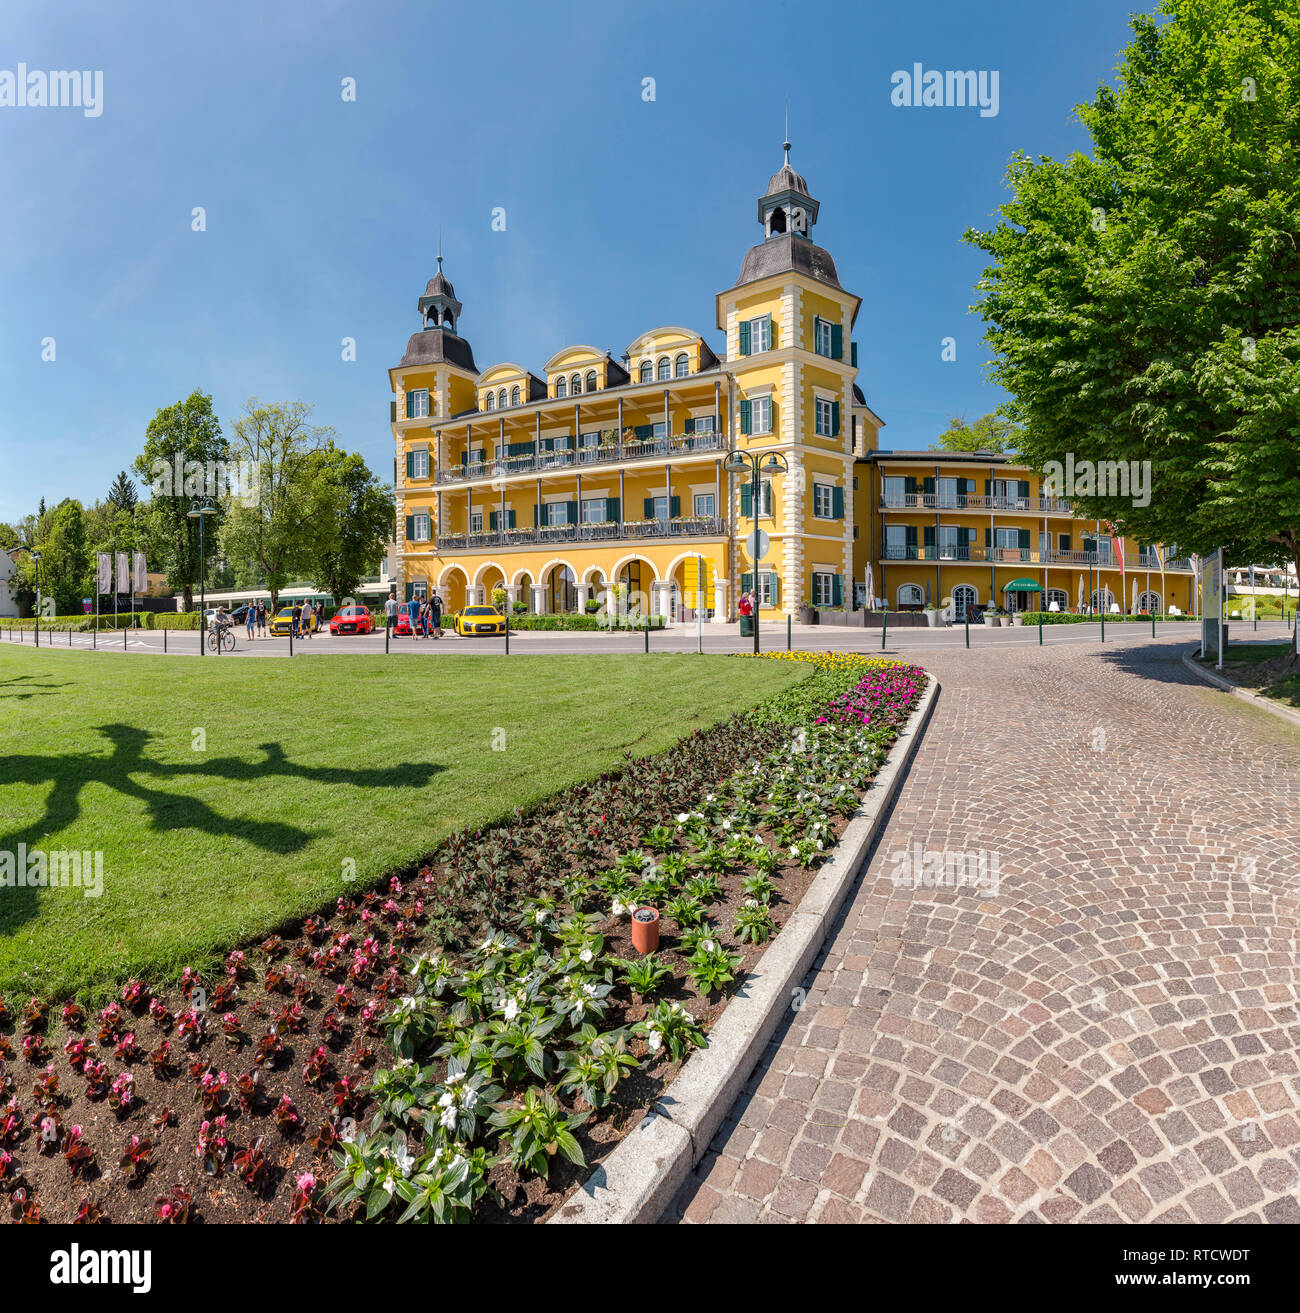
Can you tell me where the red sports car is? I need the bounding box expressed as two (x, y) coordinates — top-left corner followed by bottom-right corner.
(329, 605), (375, 635)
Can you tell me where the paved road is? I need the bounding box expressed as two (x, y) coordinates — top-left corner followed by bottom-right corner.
(666, 634), (1300, 1224)
(3, 619), (1291, 659)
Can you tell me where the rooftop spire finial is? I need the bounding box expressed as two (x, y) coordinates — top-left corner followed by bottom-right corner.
(437, 224), (443, 272)
(783, 96), (790, 164)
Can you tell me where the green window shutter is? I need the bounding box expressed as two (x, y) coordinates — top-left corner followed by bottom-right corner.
(405, 451), (414, 479)
(904, 476), (917, 495)
(984, 527), (991, 547)
(922, 476), (935, 495)
(533, 503), (541, 527)
(770, 400), (778, 435)
(765, 314), (775, 349)
(670, 495), (681, 518)
(767, 571), (780, 603)
(741, 571), (754, 594)
(405, 394), (414, 419)
(984, 479), (991, 496)
(1020, 480), (1030, 499)
(606, 497), (619, 522)
(404, 515), (415, 542)
(489, 510), (498, 531)
(738, 320), (751, 356)
(390, 401), (397, 423)
(832, 574), (844, 606)
(634, 424), (652, 440)
(740, 483), (753, 516)
(404, 582), (414, 602)
(905, 525), (918, 549)
(831, 400), (840, 436)
(831, 324), (843, 360)
(568, 501), (578, 525)
(683, 416), (694, 434)
(924, 525), (936, 547)
(851, 341), (858, 367)
(1018, 528), (1031, 550)
(643, 497), (654, 519)
(739, 399), (752, 434)
(832, 486), (845, 519)
(461, 451), (468, 468)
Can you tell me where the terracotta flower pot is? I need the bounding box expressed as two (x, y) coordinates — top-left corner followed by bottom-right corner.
(631, 906), (660, 954)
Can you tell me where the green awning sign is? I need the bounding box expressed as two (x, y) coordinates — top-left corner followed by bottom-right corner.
(1003, 578), (1042, 592)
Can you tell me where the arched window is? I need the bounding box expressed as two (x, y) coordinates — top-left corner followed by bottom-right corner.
(570, 373), (582, 396)
(639, 361), (652, 383)
(556, 376), (567, 398)
(657, 356), (671, 381)
(952, 584), (978, 621)
(585, 370), (597, 393)
(674, 353), (689, 378)
(510, 385), (521, 406)
(897, 583), (924, 609)
(1137, 590), (1162, 614)
(1090, 588), (1114, 614)
(1044, 588), (1068, 613)
(498, 389), (507, 409)
(484, 391), (495, 410)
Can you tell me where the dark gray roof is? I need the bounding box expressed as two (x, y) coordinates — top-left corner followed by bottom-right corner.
(869, 450), (1017, 464)
(732, 232), (842, 291)
(424, 270), (456, 300)
(766, 162), (809, 197)
(399, 328), (477, 372)
(852, 383), (866, 405)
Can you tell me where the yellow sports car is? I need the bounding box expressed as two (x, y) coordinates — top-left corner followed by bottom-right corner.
(453, 605), (507, 636)
(269, 606), (317, 636)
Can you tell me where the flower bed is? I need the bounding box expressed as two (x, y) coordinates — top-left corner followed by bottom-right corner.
(0, 654), (924, 1224)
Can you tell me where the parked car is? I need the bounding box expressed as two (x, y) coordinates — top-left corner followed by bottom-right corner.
(392, 601), (419, 636)
(329, 605), (374, 636)
(269, 606), (316, 636)
(453, 604), (507, 637)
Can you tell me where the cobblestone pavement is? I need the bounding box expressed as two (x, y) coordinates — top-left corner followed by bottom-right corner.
(667, 637), (1300, 1224)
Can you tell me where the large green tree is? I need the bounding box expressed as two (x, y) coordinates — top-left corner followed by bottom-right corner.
(302, 445), (394, 605)
(220, 399), (334, 611)
(132, 392), (226, 610)
(39, 499), (90, 615)
(966, 0), (1300, 583)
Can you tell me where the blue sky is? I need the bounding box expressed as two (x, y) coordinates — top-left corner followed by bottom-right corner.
(0, 0), (1153, 524)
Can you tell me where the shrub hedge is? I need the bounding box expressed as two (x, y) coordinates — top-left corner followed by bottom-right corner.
(1018, 612), (1197, 625)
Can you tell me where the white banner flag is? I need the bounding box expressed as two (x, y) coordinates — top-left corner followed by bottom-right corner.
(115, 552), (128, 595)
(132, 551), (147, 593)
(97, 552), (111, 594)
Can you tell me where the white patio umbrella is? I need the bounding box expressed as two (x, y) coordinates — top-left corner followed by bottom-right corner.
(1077, 575), (1085, 611)
(1131, 576), (1138, 614)
(864, 564), (875, 610)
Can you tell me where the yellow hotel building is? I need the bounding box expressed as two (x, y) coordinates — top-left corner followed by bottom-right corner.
(389, 147), (1195, 623)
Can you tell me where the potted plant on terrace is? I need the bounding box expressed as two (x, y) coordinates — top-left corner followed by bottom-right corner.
(984, 607), (1001, 628)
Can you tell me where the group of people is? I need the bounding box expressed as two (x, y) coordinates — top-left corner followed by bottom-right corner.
(243, 601), (270, 639)
(384, 591), (443, 638)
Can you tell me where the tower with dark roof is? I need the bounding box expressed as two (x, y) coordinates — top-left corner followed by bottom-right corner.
(400, 255), (478, 372)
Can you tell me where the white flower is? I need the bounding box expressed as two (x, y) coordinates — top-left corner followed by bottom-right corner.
(440, 1104), (458, 1131)
(701, 939), (716, 953)
(579, 948), (593, 964)
(460, 1086), (479, 1111)
(573, 1001), (585, 1018)
(534, 909), (547, 925)
(647, 1029), (663, 1053)
(582, 982), (597, 997)
(722, 819), (732, 831)
(395, 1145), (415, 1176)
(675, 812), (690, 824)
(501, 997), (519, 1022)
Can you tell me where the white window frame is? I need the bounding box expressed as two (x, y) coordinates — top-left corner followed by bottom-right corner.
(674, 353), (690, 378)
(413, 513), (431, 542)
(469, 511), (483, 533)
(814, 397), (833, 437)
(409, 388), (430, 418)
(412, 448), (430, 479)
(898, 583), (924, 607)
(994, 526), (1020, 551)
(884, 524), (907, 556)
(812, 571), (836, 606)
(555, 376), (567, 398)
(756, 572), (775, 606)
(751, 396), (772, 435)
(814, 319), (833, 357)
(691, 414), (715, 434)
(581, 497), (607, 524)
(693, 492), (715, 517)
(651, 495), (669, 522)
(746, 316), (771, 353)
(639, 361), (652, 383)
(882, 476), (907, 507)
(484, 391), (495, 410)
(812, 482), (835, 518)
(545, 501), (568, 527)
(657, 356), (671, 381)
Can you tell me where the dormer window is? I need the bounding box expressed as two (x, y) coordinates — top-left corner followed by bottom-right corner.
(639, 361), (652, 384)
(556, 376), (567, 398)
(484, 391), (495, 410)
(657, 356), (671, 381)
(674, 353), (689, 378)
(585, 370), (597, 393)
(511, 385), (521, 406)
(498, 389), (507, 409)
(571, 373), (582, 396)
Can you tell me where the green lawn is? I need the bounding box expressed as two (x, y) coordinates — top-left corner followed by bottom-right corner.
(0, 648), (803, 1000)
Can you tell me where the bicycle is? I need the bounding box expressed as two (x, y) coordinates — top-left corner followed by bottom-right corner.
(207, 625), (237, 653)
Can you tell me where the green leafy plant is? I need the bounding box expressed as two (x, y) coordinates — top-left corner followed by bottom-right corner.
(556, 1026), (639, 1110)
(616, 954), (671, 999)
(684, 873), (722, 904)
(733, 900), (777, 945)
(635, 1001), (705, 1062)
(665, 894), (706, 928)
(489, 1087), (588, 1179)
(641, 825), (676, 853)
(740, 872), (778, 904)
(687, 940), (741, 996)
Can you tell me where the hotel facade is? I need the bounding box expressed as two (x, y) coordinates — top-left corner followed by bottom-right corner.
(389, 151), (1195, 622)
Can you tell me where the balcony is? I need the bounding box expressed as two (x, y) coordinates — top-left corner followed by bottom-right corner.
(879, 545), (1193, 571)
(879, 493), (1074, 515)
(434, 432), (725, 485)
(433, 515), (726, 553)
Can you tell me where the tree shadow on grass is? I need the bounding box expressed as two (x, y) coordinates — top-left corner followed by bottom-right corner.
(0, 722), (442, 933)
(0, 674), (72, 699)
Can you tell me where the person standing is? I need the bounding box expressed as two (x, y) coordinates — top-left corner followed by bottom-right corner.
(302, 600), (314, 638)
(258, 600), (267, 636)
(385, 593), (397, 635)
(245, 604), (256, 642)
(291, 600), (302, 638)
(431, 591), (443, 639)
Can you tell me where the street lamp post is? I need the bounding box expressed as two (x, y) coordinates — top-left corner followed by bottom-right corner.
(723, 447), (788, 655)
(24, 549), (44, 647)
(187, 499), (217, 654)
